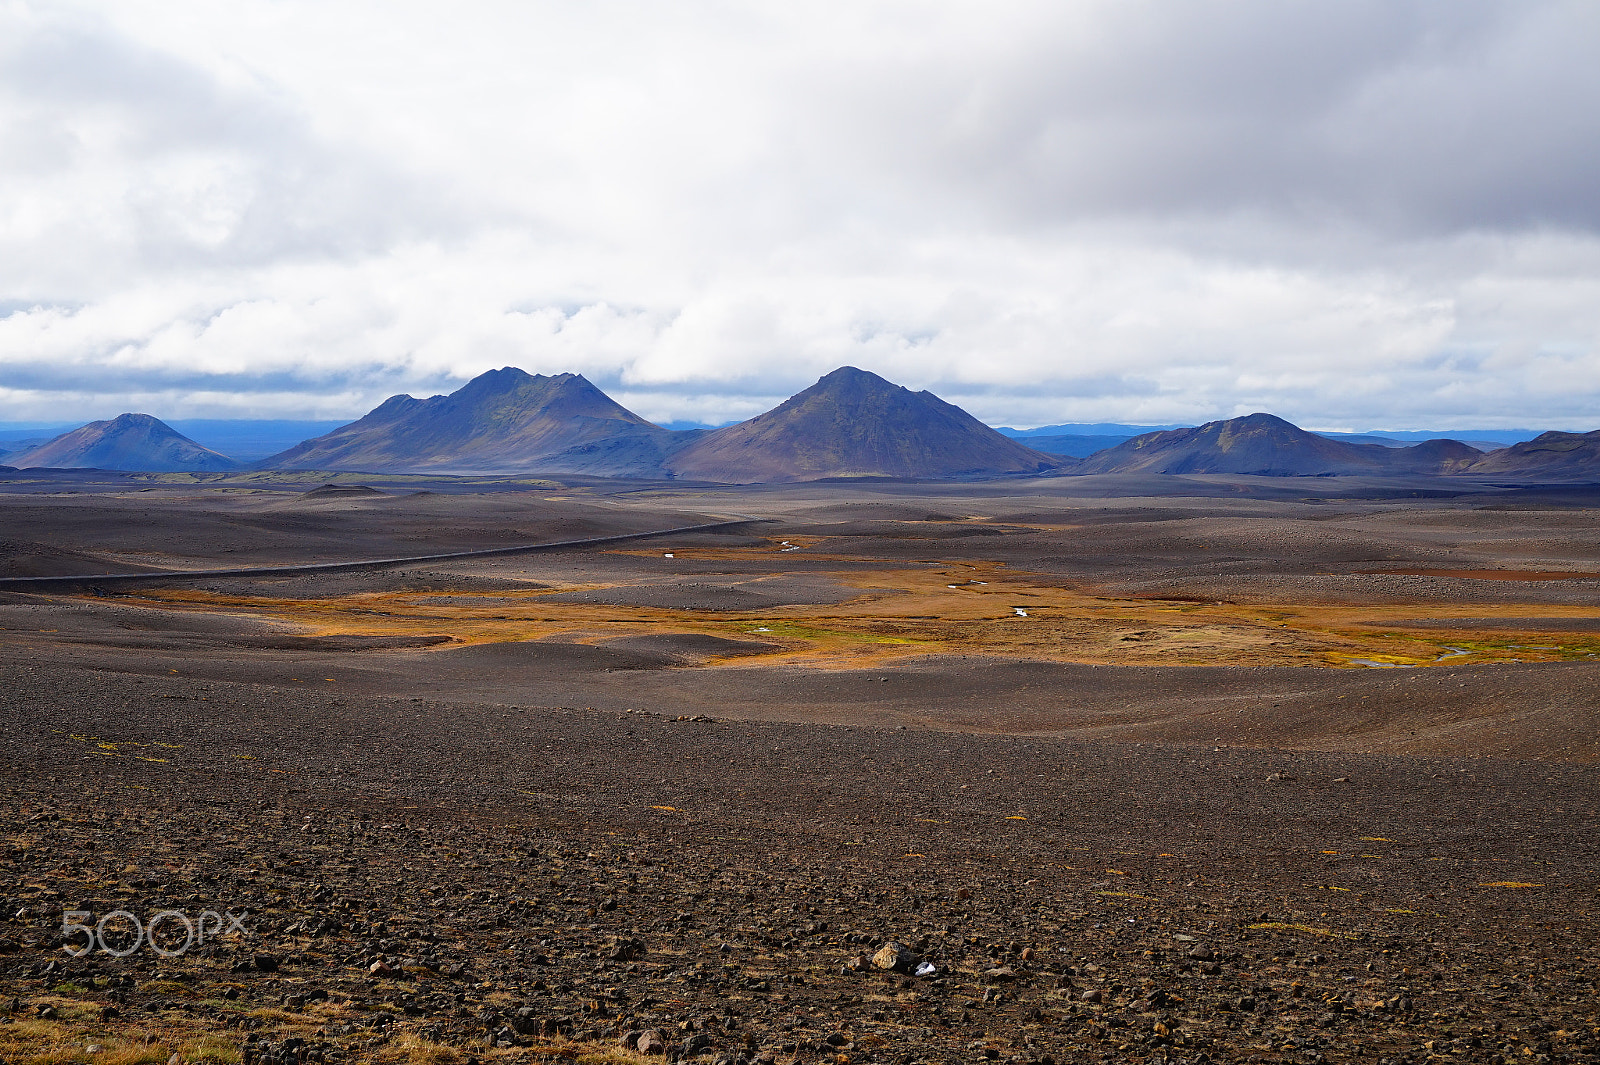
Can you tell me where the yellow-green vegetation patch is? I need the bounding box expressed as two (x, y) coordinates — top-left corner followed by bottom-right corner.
(1438, 636), (1600, 661)
(1325, 650), (1431, 668)
(721, 620), (931, 645)
(136, 980), (201, 999)
(574, 1051), (653, 1065)
(1333, 632), (1600, 666)
(1246, 921), (1357, 940)
(0, 1015), (242, 1065)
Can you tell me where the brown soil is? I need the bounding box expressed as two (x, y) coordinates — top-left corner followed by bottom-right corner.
(1358, 569), (1600, 581)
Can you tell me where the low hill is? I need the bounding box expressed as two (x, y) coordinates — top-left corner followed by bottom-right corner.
(664, 367), (1065, 483)
(260, 368), (692, 475)
(8, 414), (239, 472)
(1465, 430), (1600, 478)
(1073, 413), (1482, 476)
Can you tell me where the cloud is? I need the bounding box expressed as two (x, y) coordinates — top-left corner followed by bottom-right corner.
(817, 1), (1600, 236)
(1, 0), (1599, 429)
(0, 2), (466, 295)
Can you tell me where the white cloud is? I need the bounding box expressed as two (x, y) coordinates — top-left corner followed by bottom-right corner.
(1, 0), (1598, 429)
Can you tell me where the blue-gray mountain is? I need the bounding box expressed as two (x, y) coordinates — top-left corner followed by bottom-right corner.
(1072, 413), (1487, 477)
(662, 367), (1064, 483)
(1465, 430), (1600, 478)
(10, 376), (1599, 480)
(5, 413), (238, 472)
(262, 366), (1066, 482)
(262, 368), (687, 476)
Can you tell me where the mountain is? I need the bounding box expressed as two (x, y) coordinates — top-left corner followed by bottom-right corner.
(997, 422), (1186, 437)
(167, 419), (349, 462)
(1019, 433), (1135, 458)
(0, 426), (75, 449)
(1316, 427), (1542, 449)
(8, 413), (239, 472)
(1464, 430), (1600, 478)
(664, 367), (1065, 483)
(1312, 430), (1525, 452)
(260, 368), (692, 475)
(1072, 413), (1482, 477)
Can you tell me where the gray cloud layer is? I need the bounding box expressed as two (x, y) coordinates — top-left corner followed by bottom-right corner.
(2, 1), (1598, 430)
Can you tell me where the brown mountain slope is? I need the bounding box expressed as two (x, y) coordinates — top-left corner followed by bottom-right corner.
(663, 367), (1066, 483)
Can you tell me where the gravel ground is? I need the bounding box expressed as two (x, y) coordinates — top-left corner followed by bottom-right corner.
(2, 477), (1599, 1065)
(2, 664), (1597, 1065)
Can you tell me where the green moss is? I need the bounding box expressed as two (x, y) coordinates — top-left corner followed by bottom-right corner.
(724, 621), (930, 645)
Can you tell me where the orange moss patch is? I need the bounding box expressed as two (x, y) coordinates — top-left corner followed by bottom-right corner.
(73, 544), (1600, 672)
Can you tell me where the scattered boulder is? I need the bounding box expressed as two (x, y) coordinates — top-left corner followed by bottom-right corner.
(871, 941), (921, 974)
(607, 937), (646, 961)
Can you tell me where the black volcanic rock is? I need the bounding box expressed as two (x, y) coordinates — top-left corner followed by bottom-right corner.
(664, 367), (1065, 483)
(8, 413), (238, 472)
(1465, 429), (1600, 478)
(260, 369), (693, 475)
(1073, 413), (1482, 477)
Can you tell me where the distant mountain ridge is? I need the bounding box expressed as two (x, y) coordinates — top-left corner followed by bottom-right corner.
(1002, 421), (1536, 460)
(1073, 413), (1485, 477)
(1016, 434), (1136, 458)
(997, 421), (1187, 438)
(7, 378), (1597, 482)
(167, 419), (348, 462)
(8, 413), (238, 472)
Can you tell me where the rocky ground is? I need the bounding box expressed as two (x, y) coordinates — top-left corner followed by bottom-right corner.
(3, 664), (1598, 1065)
(2, 477), (1599, 1064)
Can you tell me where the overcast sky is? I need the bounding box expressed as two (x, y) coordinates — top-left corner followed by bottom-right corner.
(3, 1), (1599, 430)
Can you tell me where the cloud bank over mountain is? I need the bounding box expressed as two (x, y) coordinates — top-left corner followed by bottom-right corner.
(2, 1), (1599, 429)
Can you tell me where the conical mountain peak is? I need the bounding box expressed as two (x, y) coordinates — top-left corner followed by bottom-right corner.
(9, 413), (238, 472)
(664, 367), (1064, 483)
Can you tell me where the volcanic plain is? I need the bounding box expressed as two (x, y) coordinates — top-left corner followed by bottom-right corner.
(1, 470), (1597, 1065)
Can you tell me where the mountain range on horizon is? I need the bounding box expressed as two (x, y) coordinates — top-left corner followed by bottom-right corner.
(998, 423), (1537, 458)
(4, 368), (1599, 482)
(1072, 413), (1486, 477)
(261, 365), (1065, 483)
